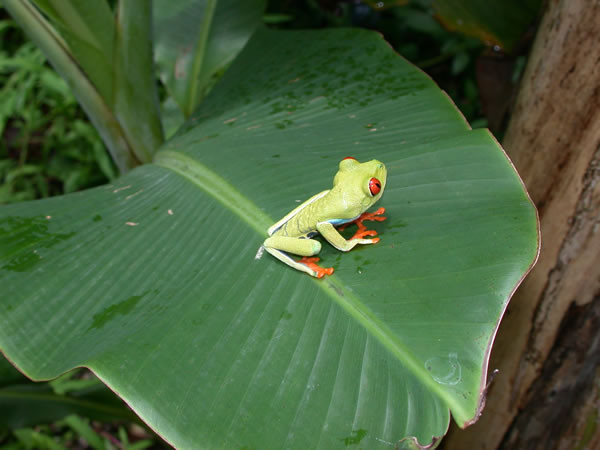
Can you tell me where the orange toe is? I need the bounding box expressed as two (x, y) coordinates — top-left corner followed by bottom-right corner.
(299, 257), (334, 278)
(359, 207), (387, 223)
(350, 229), (378, 240)
(338, 208), (387, 237)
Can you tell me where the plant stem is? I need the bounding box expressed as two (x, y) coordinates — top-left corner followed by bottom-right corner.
(3, 0), (139, 173)
(185, 0), (217, 117)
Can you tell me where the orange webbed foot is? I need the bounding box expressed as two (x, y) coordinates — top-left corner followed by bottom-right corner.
(342, 207), (387, 241)
(298, 257), (334, 278)
(359, 207), (387, 223)
(351, 227), (378, 240)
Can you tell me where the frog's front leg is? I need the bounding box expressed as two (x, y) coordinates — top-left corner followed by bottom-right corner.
(263, 236), (334, 278)
(317, 220), (381, 252)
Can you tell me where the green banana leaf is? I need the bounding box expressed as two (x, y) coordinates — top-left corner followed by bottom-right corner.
(432, 0), (542, 52)
(0, 28), (539, 448)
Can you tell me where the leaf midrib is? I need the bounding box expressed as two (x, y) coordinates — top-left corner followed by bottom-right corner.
(153, 150), (465, 420)
(154, 150), (271, 234)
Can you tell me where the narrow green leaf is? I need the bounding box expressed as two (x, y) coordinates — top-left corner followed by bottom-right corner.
(2, 0), (136, 173)
(32, 0), (115, 102)
(154, 0), (266, 118)
(0, 28), (538, 448)
(186, 0), (217, 116)
(35, 0), (164, 163)
(49, 370), (102, 395)
(13, 428), (67, 450)
(113, 0), (164, 163)
(0, 382), (137, 429)
(61, 415), (104, 450)
(6, 0), (164, 169)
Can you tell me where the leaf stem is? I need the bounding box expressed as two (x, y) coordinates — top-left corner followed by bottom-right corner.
(114, 0), (164, 163)
(3, 0), (139, 173)
(184, 0), (217, 117)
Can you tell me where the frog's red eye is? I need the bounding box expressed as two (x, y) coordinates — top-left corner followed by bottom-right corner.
(343, 156), (356, 161)
(369, 177), (381, 196)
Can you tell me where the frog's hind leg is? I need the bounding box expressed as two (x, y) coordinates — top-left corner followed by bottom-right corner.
(263, 236), (333, 278)
(264, 247), (319, 277)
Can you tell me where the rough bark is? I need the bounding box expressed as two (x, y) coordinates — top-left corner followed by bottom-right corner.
(443, 0), (600, 448)
(500, 297), (600, 449)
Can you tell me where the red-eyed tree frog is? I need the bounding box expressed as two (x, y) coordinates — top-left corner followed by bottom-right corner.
(262, 157), (387, 278)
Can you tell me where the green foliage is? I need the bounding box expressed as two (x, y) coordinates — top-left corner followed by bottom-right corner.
(4, 420), (155, 450)
(0, 356), (160, 448)
(0, 358), (133, 428)
(3, 0), (163, 171)
(0, 19), (116, 204)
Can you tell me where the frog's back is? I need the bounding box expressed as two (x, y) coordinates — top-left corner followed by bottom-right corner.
(273, 195), (327, 237)
(274, 192), (361, 238)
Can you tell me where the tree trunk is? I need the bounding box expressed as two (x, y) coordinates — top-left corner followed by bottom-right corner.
(443, 0), (600, 449)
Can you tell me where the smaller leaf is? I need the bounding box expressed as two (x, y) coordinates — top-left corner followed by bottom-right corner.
(0, 381), (137, 429)
(154, 0), (266, 118)
(13, 428), (67, 450)
(33, 0), (115, 101)
(262, 13), (294, 24)
(49, 370), (101, 395)
(3, 0), (136, 172)
(112, 0), (164, 163)
(451, 51), (470, 74)
(433, 0), (542, 52)
(61, 414), (104, 450)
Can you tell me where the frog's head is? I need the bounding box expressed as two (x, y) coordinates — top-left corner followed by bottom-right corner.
(333, 157), (387, 209)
